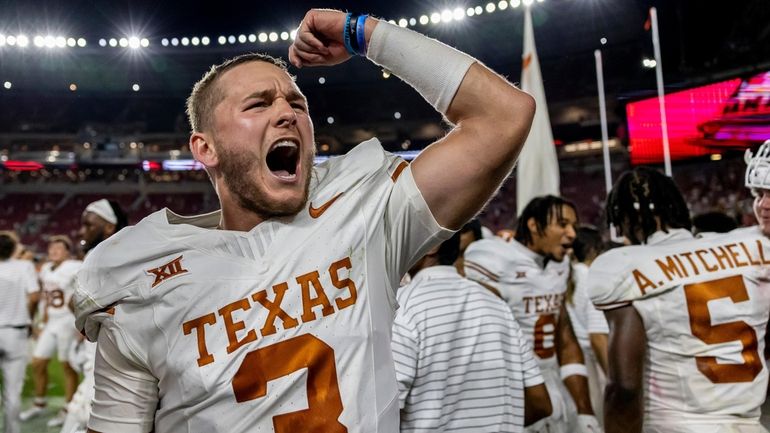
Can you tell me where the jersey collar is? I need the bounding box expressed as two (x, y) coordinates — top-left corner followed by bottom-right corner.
(645, 228), (693, 246)
(511, 238), (547, 268)
(411, 265), (460, 285)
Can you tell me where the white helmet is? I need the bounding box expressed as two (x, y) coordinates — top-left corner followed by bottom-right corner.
(745, 140), (770, 190)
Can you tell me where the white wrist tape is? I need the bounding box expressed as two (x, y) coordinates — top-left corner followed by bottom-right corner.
(560, 363), (588, 379)
(366, 20), (475, 114)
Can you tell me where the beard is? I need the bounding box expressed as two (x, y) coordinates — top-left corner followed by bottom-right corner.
(216, 144), (313, 218)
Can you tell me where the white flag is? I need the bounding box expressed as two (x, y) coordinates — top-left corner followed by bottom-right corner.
(517, 6), (560, 215)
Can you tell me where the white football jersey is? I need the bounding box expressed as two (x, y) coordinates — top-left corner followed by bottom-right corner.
(73, 139), (453, 433)
(40, 259), (82, 321)
(589, 227), (770, 425)
(464, 237), (570, 372)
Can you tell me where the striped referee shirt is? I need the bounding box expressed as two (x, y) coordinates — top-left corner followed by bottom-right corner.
(392, 266), (543, 433)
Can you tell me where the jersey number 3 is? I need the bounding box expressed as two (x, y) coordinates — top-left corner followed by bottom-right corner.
(232, 334), (348, 432)
(684, 275), (762, 383)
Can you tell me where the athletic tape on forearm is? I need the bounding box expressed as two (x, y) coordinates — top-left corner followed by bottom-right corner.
(560, 363), (588, 379)
(366, 20), (475, 114)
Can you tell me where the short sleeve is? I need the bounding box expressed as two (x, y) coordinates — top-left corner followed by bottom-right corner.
(391, 312), (420, 409)
(517, 322), (544, 388)
(385, 163), (454, 284)
(586, 299), (609, 335)
(463, 240), (505, 285)
(21, 261), (39, 294)
(87, 319), (158, 433)
(588, 249), (634, 311)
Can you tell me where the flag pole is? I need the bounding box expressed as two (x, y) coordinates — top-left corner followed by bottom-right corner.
(650, 7), (672, 176)
(594, 49), (612, 195)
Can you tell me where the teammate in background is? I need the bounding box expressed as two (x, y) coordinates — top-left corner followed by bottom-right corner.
(392, 232), (548, 432)
(61, 198), (128, 433)
(0, 232), (39, 433)
(566, 226), (609, 422)
(454, 218), (483, 276)
(589, 165), (770, 433)
(691, 211), (738, 236)
(21, 235), (82, 426)
(74, 9), (535, 433)
(464, 195), (600, 433)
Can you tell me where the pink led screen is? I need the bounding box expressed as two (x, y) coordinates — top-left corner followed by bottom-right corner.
(627, 70), (770, 165)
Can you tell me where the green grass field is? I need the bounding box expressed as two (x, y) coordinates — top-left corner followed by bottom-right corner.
(0, 358), (69, 432)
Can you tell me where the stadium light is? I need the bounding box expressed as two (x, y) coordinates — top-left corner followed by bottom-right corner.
(430, 12), (441, 24)
(34, 36), (45, 47)
(327, 116), (334, 124)
(69, 83), (77, 91)
(453, 8), (465, 20)
(511, 0), (521, 7)
(466, 7), (476, 16)
(77, 38), (86, 47)
(55, 36), (66, 48)
(218, 36), (226, 45)
(0, 35), (5, 46)
(161, 38), (169, 46)
(132, 83), (140, 92)
(419, 15), (429, 25)
(17, 35), (29, 47)
(280, 32), (289, 41)
(237, 34), (246, 43)
(119, 38), (128, 47)
(201, 36), (210, 45)
(409, 18), (417, 26)
(99, 38), (107, 47)
(522, 0), (534, 6)
(398, 18), (408, 27)
(248, 34), (257, 43)
(258, 33), (267, 43)
(486, 2), (496, 13)
(600, 37), (607, 45)
(394, 111), (402, 119)
(128, 36), (141, 49)
(3, 81), (11, 89)
(6, 35), (16, 46)
(475, 5), (483, 14)
(140, 38), (149, 47)
(498, 1), (509, 10)
(441, 10), (453, 22)
(290, 29), (297, 40)
(171, 37), (179, 46)
(227, 35), (236, 44)
(318, 77), (326, 84)
(182, 37), (190, 46)
(269, 32), (278, 42)
(67, 37), (76, 47)
(191, 36), (200, 46)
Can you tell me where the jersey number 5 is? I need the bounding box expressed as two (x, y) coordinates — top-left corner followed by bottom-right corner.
(232, 334), (348, 432)
(684, 275), (762, 383)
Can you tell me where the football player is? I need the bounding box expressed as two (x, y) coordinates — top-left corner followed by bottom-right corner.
(73, 9), (536, 433)
(464, 195), (600, 433)
(21, 236), (81, 427)
(589, 164), (770, 433)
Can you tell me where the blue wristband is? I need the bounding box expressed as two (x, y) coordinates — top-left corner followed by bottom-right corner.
(342, 13), (357, 56)
(356, 14), (368, 56)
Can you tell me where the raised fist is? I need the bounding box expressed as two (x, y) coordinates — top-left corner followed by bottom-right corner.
(289, 9), (358, 68)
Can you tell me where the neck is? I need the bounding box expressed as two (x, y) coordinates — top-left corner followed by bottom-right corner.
(216, 182), (267, 232)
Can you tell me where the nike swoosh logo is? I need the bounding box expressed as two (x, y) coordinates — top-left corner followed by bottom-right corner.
(309, 192), (344, 219)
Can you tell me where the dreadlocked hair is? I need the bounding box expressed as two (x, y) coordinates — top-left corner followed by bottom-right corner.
(606, 167), (691, 245)
(514, 195), (577, 246)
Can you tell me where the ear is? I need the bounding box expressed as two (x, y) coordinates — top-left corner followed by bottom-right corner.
(527, 217), (537, 235)
(104, 223), (117, 238)
(190, 132), (219, 169)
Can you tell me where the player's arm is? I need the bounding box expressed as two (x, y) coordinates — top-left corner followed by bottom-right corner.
(290, 10), (535, 230)
(86, 322), (158, 433)
(603, 305), (646, 433)
(590, 333), (609, 373)
(555, 305), (593, 415)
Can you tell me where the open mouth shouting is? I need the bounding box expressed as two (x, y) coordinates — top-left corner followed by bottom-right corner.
(266, 139), (300, 182)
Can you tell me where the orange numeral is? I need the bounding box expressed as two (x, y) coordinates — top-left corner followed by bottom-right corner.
(533, 313), (557, 359)
(684, 275), (762, 383)
(232, 334), (348, 433)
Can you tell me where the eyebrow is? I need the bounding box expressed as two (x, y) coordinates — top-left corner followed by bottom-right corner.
(242, 89), (307, 104)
